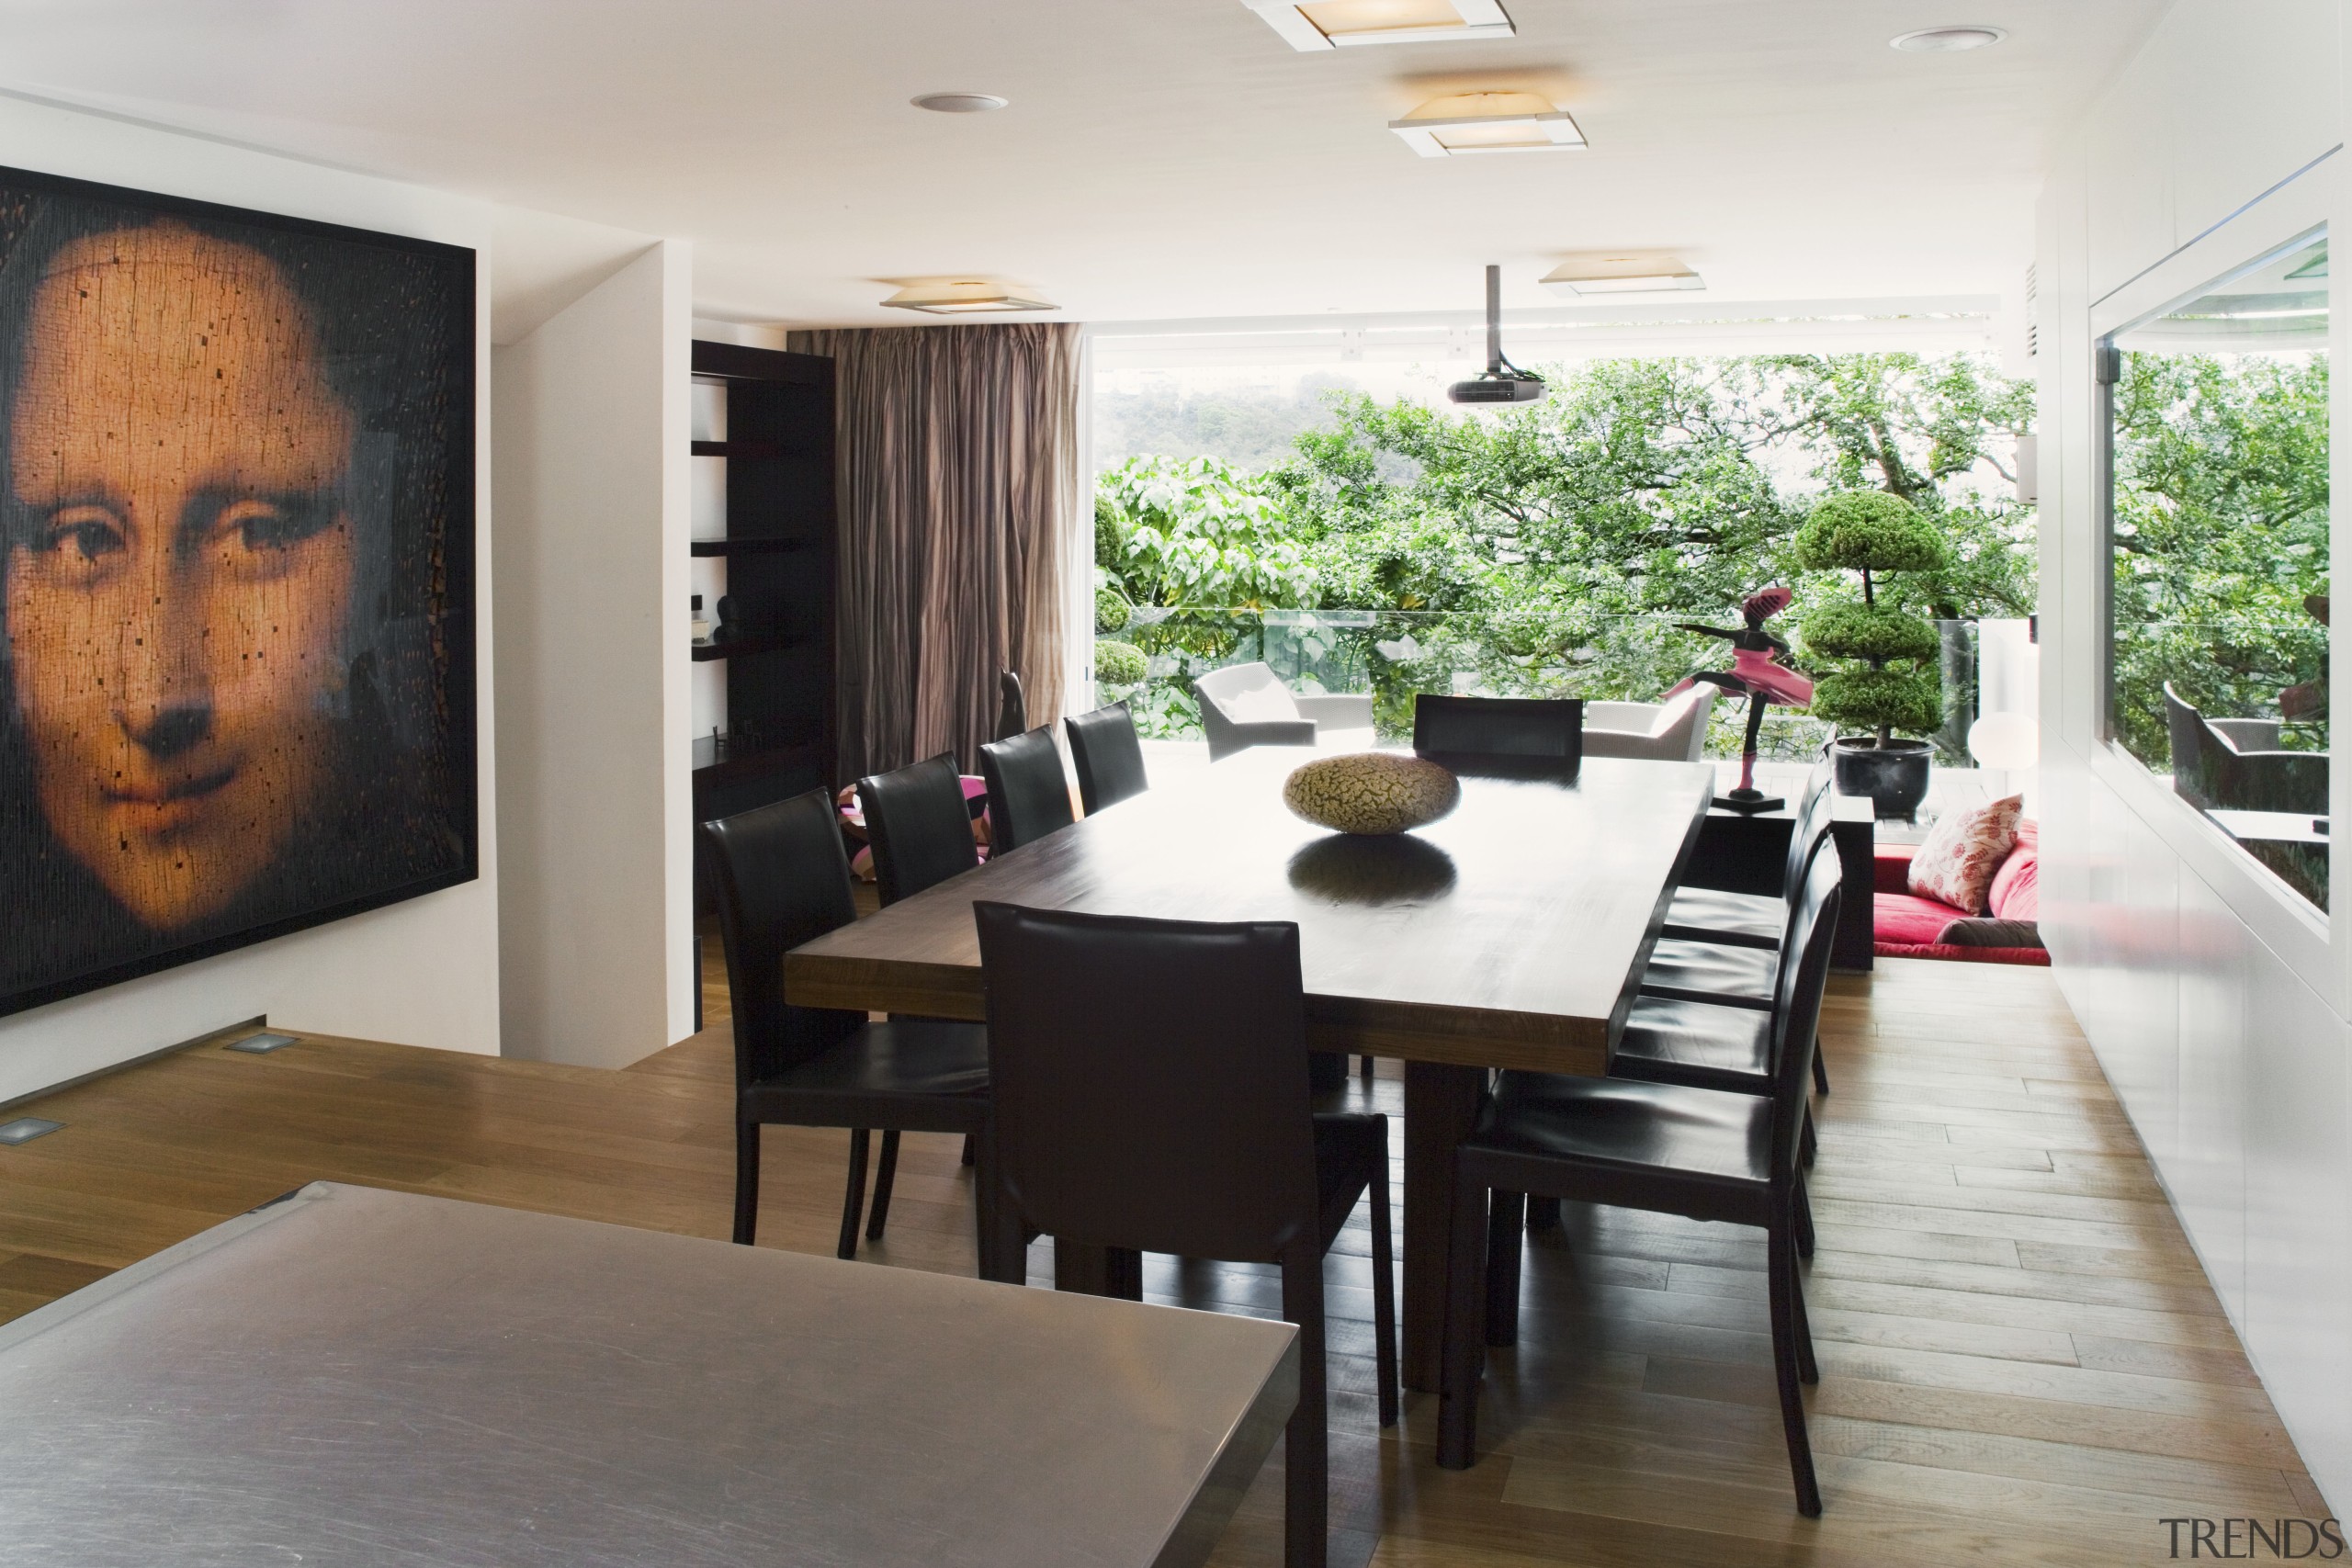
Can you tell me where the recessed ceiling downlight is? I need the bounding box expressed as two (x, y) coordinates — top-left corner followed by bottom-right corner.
(1890, 25), (2007, 52)
(912, 92), (1009, 113)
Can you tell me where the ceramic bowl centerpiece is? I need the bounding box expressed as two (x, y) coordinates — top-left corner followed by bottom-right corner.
(1283, 751), (1461, 837)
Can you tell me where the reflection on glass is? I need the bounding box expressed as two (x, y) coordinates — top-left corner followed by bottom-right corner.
(2109, 231), (2330, 909)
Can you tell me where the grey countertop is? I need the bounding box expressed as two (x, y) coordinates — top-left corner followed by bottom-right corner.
(0, 1182), (1296, 1568)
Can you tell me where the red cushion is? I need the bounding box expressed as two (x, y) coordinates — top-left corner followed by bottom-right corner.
(1989, 828), (2039, 922)
(1875, 941), (2051, 966)
(1872, 843), (1918, 895)
(1876, 891), (1964, 946)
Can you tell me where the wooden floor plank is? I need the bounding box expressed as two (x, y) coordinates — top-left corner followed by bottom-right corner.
(0, 950), (2324, 1564)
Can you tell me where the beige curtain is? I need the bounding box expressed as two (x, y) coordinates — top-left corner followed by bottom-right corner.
(789, 322), (1080, 778)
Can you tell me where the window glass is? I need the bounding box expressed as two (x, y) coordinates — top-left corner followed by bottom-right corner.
(2108, 231), (2330, 910)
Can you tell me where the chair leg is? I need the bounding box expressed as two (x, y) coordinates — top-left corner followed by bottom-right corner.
(961, 1133), (977, 1167)
(732, 1121), (760, 1247)
(1525, 1195), (1562, 1231)
(865, 1129), (901, 1241)
(838, 1129), (871, 1261)
(1280, 1247), (1329, 1568)
(1801, 1105), (1818, 1168)
(1767, 1219), (1824, 1517)
(1484, 1190), (1524, 1348)
(1812, 1040), (1831, 1095)
(1368, 1150), (1399, 1429)
(1360, 1055), (1376, 1081)
(1436, 1172), (1491, 1470)
(975, 1128), (1023, 1285)
(1793, 1172), (1816, 1260)
(1786, 1195), (1819, 1385)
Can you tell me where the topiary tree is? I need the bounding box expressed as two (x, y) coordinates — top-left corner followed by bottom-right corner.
(1794, 491), (1947, 749)
(1094, 639), (1147, 689)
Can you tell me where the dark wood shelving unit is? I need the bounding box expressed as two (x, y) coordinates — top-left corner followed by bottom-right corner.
(688, 339), (837, 872)
(688, 536), (803, 558)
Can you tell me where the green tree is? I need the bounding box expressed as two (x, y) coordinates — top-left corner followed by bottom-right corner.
(1792, 493), (1948, 747)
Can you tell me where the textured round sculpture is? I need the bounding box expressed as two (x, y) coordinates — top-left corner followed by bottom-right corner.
(1283, 752), (1461, 837)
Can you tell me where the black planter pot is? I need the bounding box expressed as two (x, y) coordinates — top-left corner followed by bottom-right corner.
(1832, 738), (1933, 821)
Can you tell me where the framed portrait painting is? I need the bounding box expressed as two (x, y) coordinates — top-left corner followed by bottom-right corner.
(0, 166), (477, 1017)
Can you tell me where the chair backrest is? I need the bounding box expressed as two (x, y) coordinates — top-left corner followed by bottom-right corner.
(1413, 694), (1584, 761)
(1065, 702), (1149, 816)
(857, 753), (979, 906)
(997, 670), (1028, 741)
(973, 903), (1322, 1263)
(1195, 661), (1302, 725)
(1769, 849), (1846, 1181)
(1580, 686), (1714, 761)
(2163, 682), (2219, 808)
(1780, 757), (1838, 900)
(978, 727), (1077, 852)
(699, 790), (865, 1090)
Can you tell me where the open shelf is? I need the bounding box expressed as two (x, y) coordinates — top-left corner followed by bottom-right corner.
(689, 536), (804, 558)
(691, 634), (799, 662)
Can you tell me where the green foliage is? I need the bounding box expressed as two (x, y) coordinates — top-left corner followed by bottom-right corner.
(1794, 491), (1942, 745)
(1093, 493), (1125, 581)
(1812, 669), (1945, 738)
(1094, 354), (2038, 754)
(1093, 638), (1147, 686)
(1095, 455), (1319, 610)
(1801, 602), (1940, 663)
(2109, 349), (2330, 767)
(1792, 491), (1948, 575)
(1094, 586), (1134, 636)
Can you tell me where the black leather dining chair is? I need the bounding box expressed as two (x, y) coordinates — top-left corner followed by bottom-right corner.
(700, 789), (995, 1269)
(1065, 702), (1149, 815)
(1412, 694), (1583, 761)
(1438, 849), (1844, 1516)
(1651, 754), (1838, 1098)
(972, 903), (1396, 1568)
(978, 727), (1076, 852)
(996, 669), (1027, 741)
(853, 752), (987, 1243)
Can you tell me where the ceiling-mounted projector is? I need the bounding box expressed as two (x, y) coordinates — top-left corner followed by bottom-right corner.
(1449, 264), (1546, 405)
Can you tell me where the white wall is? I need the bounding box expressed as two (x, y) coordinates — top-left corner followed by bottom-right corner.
(0, 95), (502, 1105)
(2037, 0), (2352, 1506)
(492, 242), (697, 1067)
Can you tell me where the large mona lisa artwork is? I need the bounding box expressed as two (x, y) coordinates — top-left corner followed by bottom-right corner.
(0, 167), (476, 1017)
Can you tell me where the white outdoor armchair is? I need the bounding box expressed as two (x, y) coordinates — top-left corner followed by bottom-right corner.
(1579, 685), (1716, 762)
(1194, 662), (1377, 761)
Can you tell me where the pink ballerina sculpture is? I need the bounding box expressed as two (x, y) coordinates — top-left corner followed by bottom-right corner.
(1666, 587), (1815, 814)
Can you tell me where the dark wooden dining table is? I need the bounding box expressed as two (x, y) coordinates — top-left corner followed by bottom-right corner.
(786, 746), (1717, 1389)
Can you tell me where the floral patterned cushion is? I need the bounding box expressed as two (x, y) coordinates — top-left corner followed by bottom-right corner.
(1906, 794), (2025, 917)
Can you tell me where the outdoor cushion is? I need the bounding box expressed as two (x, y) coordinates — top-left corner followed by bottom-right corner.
(1875, 941), (2050, 967)
(1988, 821), (2039, 921)
(1936, 917), (2043, 948)
(1906, 794), (2024, 915)
(1875, 892), (1963, 947)
(1222, 682), (1304, 726)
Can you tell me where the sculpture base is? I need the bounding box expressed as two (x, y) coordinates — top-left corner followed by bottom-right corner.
(1712, 788), (1784, 816)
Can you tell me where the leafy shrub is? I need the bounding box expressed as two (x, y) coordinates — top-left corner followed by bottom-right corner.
(1799, 602), (1939, 663)
(1094, 586), (1135, 636)
(1094, 639), (1148, 686)
(1794, 492), (1947, 746)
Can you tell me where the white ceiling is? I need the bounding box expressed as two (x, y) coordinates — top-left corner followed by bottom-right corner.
(0, 0), (2168, 328)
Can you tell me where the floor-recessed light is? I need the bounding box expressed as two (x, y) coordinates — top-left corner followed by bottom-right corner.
(912, 93), (1009, 114)
(225, 1032), (300, 1055)
(0, 1118), (62, 1145)
(1891, 25), (2007, 52)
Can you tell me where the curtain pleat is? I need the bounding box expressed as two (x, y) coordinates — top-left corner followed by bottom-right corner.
(789, 322), (1077, 780)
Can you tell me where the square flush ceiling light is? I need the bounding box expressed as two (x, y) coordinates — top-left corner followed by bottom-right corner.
(1245, 0), (1513, 50)
(1390, 93), (1585, 157)
(1542, 257), (1704, 295)
(880, 280), (1057, 314)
